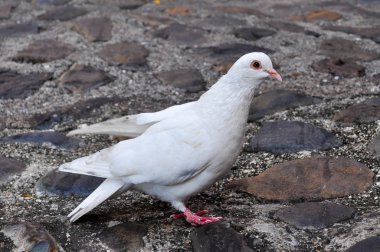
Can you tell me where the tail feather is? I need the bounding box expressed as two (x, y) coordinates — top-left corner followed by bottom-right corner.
(68, 179), (129, 222)
(67, 115), (152, 137)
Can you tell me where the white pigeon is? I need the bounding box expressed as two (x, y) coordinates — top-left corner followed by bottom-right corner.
(59, 52), (282, 225)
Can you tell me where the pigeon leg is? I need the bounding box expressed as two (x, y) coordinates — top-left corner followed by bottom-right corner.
(171, 209), (222, 225)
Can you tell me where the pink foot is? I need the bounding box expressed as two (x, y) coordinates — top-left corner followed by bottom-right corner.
(171, 209), (222, 225)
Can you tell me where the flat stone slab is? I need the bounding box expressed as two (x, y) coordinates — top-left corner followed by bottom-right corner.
(274, 202), (356, 229)
(0, 70), (52, 99)
(2, 222), (58, 252)
(0, 156), (26, 186)
(228, 156), (374, 201)
(346, 237), (380, 252)
(72, 17), (113, 42)
(320, 37), (380, 62)
(248, 89), (322, 121)
(233, 27), (276, 41)
(267, 20), (304, 33)
(333, 97), (380, 124)
(0, 22), (41, 39)
(191, 222), (254, 252)
(12, 39), (75, 63)
(156, 68), (206, 92)
(0, 131), (80, 149)
(34, 0), (70, 5)
(99, 41), (149, 67)
(154, 23), (206, 46)
(368, 133), (380, 160)
(289, 10), (342, 21)
(59, 63), (115, 94)
(322, 25), (380, 44)
(0, 3), (13, 19)
(98, 222), (148, 251)
(248, 121), (342, 154)
(36, 168), (105, 196)
(38, 6), (87, 21)
(312, 58), (365, 78)
(97, 0), (147, 10)
(30, 97), (129, 129)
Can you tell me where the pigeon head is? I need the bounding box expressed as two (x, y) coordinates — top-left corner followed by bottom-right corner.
(227, 52), (282, 83)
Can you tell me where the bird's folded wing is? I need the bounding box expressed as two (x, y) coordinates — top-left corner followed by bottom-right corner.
(67, 101), (196, 137)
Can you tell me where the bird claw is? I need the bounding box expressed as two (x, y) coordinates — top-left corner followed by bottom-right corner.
(171, 209), (222, 225)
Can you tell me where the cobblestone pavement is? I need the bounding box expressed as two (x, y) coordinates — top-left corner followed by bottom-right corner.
(0, 0), (380, 251)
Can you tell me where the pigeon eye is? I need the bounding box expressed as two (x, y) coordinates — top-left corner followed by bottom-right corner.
(251, 61), (261, 70)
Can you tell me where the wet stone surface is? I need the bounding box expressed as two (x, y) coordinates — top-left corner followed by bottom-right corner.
(36, 168), (105, 196)
(0, 70), (52, 99)
(0, 156), (26, 186)
(0, 131), (81, 149)
(274, 202), (356, 229)
(228, 156), (374, 201)
(156, 68), (206, 93)
(191, 222), (254, 252)
(99, 41), (149, 67)
(72, 17), (113, 42)
(248, 89), (322, 121)
(248, 121), (342, 153)
(12, 39), (75, 63)
(59, 64), (115, 94)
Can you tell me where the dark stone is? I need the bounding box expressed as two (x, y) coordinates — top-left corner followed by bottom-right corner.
(156, 68), (206, 92)
(36, 168), (105, 196)
(333, 97), (380, 124)
(196, 15), (246, 28)
(0, 70), (52, 99)
(38, 6), (87, 21)
(322, 25), (380, 44)
(99, 41), (149, 67)
(368, 133), (380, 160)
(0, 131), (80, 149)
(2, 222), (58, 252)
(59, 64), (115, 94)
(248, 89), (322, 121)
(274, 202), (356, 229)
(267, 20), (304, 33)
(216, 5), (267, 17)
(320, 37), (380, 62)
(98, 0), (147, 10)
(233, 27), (276, 40)
(0, 156), (26, 186)
(248, 121), (342, 154)
(0, 22), (41, 39)
(228, 156), (374, 201)
(0, 3), (13, 19)
(34, 0), (70, 5)
(12, 39), (75, 63)
(98, 222), (148, 251)
(154, 23), (206, 46)
(346, 236), (380, 252)
(130, 14), (172, 28)
(304, 30), (320, 37)
(30, 97), (129, 129)
(191, 222), (254, 252)
(312, 58), (365, 78)
(289, 10), (342, 21)
(72, 17), (113, 42)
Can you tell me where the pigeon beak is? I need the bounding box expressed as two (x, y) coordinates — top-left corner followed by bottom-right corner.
(266, 69), (282, 82)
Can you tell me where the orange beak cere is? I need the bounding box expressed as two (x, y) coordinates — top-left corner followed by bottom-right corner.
(266, 69), (282, 82)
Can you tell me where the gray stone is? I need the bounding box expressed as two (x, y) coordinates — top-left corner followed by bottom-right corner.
(72, 17), (113, 42)
(98, 222), (148, 251)
(228, 156), (374, 201)
(0, 131), (80, 149)
(36, 168), (105, 196)
(248, 121), (342, 154)
(248, 89), (322, 121)
(0, 156), (26, 186)
(59, 64), (115, 94)
(368, 133), (380, 160)
(267, 20), (304, 33)
(38, 6), (87, 21)
(0, 3), (13, 19)
(2, 222), (58, 252)
(191, 222), (254, 252)
(12, 39), (75, 63)
(34, 0), (70, 5)
(154, 23), (206, 46)
(99, 41), (149, 66)
(156, 68), (206, 92)
(274, 202), (356, 229)
(233, 27), (276, 40)
(0, 22), (41, 39)
(333, 97), (380, 124)
(322, 25), (380, 44)
(0, 70), (52, 99)
(346, 236), (380, 252)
